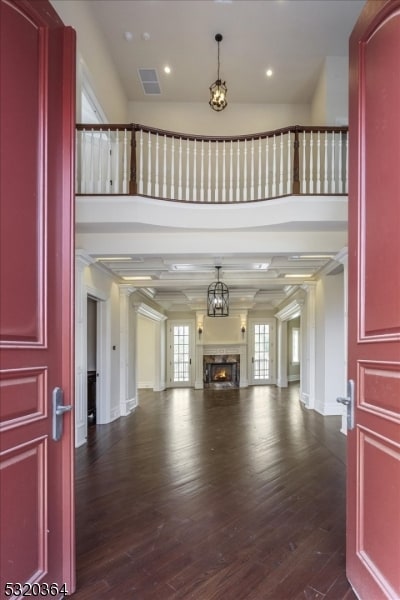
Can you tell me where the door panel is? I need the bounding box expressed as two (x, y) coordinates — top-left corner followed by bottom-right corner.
(0, 0), (75, 595)
(348, 2), (400, 598)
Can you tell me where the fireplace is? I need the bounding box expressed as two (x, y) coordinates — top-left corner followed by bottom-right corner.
(204, 354), (240, 389)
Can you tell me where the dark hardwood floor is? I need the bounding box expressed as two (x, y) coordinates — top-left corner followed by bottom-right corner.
(73, 384), (357, 600)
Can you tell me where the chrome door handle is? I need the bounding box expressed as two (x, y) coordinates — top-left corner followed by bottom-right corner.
(52, 387), (73, 441)
(336, 379), (355, 431)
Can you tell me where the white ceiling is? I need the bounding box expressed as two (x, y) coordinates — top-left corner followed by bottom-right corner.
(78, 0), (363, 312)
(87, 0), (365, 104)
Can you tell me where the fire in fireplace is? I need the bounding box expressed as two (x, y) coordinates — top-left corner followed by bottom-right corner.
(211, 363), (232, 382)
(204, 354), (240, 389)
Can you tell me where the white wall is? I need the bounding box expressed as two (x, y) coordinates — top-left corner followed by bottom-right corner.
(50, 0), (128, 122)
(82, 265), (121, 423)
(137, 315), (156, 388)
(314, 272), (345, 415)
(311, 57), (349, 125)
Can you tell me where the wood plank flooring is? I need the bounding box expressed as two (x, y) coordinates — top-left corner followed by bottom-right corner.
(73, 384), (357, 599)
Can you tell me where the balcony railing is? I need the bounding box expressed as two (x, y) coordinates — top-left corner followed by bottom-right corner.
(75, 124), (348, 203)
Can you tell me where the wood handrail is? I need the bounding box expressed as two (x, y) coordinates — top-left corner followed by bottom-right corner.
(76, 123), (348, 143)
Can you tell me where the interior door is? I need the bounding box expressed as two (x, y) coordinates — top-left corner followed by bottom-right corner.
(347, 1), (400, 598)
(0, 0), (76, 596)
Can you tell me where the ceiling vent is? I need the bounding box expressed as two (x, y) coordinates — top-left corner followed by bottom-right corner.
(138, 68), (161, 95)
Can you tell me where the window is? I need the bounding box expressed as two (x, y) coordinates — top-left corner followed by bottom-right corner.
(253, 323), (270, 380)
(292, 328), (300, 364)
(173, 325), (190, 383)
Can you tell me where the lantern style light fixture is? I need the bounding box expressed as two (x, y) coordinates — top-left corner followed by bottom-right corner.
(209, 33), (227, 111)
(207, 266), (229, 316)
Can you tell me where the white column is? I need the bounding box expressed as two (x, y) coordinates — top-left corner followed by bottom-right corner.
(336, 248), (349, 434)
(119, 286), (137, 415)
(300, 284), (316, 409)
(276, 319), (288, 388)
(153, 318), (167, 391)
(74, 251), (93, 447)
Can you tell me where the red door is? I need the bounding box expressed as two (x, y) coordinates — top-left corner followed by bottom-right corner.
(347, 1), (400, 598)
(0, 0), (76, 596)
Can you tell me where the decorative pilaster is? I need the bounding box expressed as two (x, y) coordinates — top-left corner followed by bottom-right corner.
(74, 251), (94, 447)
(119, 285), (137, 415)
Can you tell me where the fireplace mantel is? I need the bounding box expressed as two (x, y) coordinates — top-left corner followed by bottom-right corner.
(195, 343), (248, 389)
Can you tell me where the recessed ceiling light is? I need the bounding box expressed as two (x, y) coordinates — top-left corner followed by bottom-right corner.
(164, 65), (171, 74)
(266, 69), (273, 77)
(290, 254), (334, 260)
(122, 276), (152, 281)
(141, 32), (150, 41)
(96, 257), (132, 262)
(124, 31), (133, 42)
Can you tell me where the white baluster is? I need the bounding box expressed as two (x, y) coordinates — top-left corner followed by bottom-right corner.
(302, 132), (306, 193)
(286, 132), (291, 194)
(89, 130), (94, 193)
(185, 138), (190, 200)
(162, 135), (167, 198)
(154, 133), (159, 197)
(229, 140), (233, 202)
(265, 137), (269, 198)
(80, 130), (86, 194)
(243, 139), (248, 201)
(178, 137), (182, 200)
(222, 140), (226, 203)
(97, 130), (103, 193)
(316, 131), (321, 194)
(146, 131), (152, 196)
(331, 132), (335, 193)
(193, 139), (197, 202)
(309, 131), (314, 194)
(258, 138), (262, 199)
(236, 140), (240, 202)
(106, 129), (112, 194)
(279, 133), (284, 196)
(323, 131), (328, 193)
(250, 138), (255, 200)
(114, 130), (120, 194)
(215, 141), (219, 202)
(338, 132), (343, 193)
(200, 140), (204, 202)
(272, 135), (277, 197)
(345, 135), (349, 193)
(138, 129), (143, 194)
(207, 140), (212, 202)
(123, 129), (128, 193)
(170, 137), (175, 199)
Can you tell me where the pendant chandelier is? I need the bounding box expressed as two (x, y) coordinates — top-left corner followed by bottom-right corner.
(209, 34), (227, 112)
(207, 266), (229, 317)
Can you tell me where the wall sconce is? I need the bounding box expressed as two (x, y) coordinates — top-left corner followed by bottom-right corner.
(241, 325), (246, 336)
(198, 326), (203, 338)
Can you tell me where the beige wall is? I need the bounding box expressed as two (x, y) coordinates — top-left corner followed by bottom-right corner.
(129, 102), (311, 136)
(50, 0), (128, 122)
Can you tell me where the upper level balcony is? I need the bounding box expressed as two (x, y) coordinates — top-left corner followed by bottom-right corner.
(76, 123), (348, 203)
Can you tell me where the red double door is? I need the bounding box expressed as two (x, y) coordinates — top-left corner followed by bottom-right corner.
(0, 0), (76, 596)
(346, 1), (400, 598)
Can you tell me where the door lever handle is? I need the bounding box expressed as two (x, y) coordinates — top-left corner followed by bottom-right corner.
(336, 379), (355, 431)
(52, 387), (73, 441)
